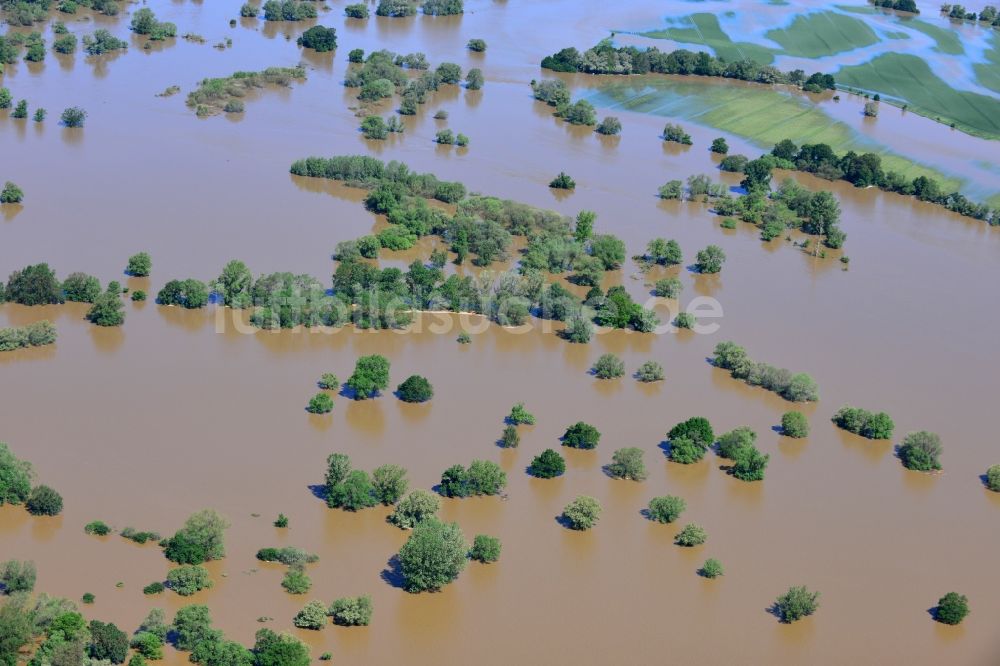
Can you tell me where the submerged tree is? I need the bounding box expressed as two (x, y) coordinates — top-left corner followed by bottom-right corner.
(397, 518), (467, 592)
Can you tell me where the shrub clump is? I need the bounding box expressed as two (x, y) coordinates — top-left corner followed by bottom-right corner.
(307, 393), (334, 414)
(592, 353), (624, 379)
(26, 485), (63, 516)
(562, 422), (600, 449)
(388, 489), (440, 529)
(700, 558), (724, 578)
(898, 431), (943, 471)
(507, 402), (535, 425)
(397, 518), (467, 592)
(562, 496), (601, 530)
(528, 449), (566, 478)
(781, 411), (809, 438)
(329, 595), (373, 625)
(293, 600), (328, 629)
(439, 460), (506, 497)
(166, 565), (213, 596)
(712, 341), (819, 402)
(636, 361), (664, 382)
(297, 25), (337, 52)
(1, 181), (24, 204)
(397, 375), (433, 402)
(675, 523), (707, 546)
(934, 592), (969, 625)
(549, 172), (576, 190)
(85, 520), (112, 536)
(831, 406), (894, 439)
(647, 496), (685, 523)
(774, 586), (820, 623)
(606, 447), (647, 481)
(469, 534), (501, 563)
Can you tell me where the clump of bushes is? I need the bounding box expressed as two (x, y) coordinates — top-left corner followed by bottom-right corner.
(397, 375), (433, 402)
(528, 449), (565, 478)
(562, 422), (600, 449)
(653, 278), (681, 298)
(397, 518), (468, 592)
(126, 251), (152, 276)
(647, 496), (685, 523)
(700, 558), (723, 578)
(307, 393), (333, 414)
(636, 361), (664, 382)
(330, 595), (373, 625)
(388, 489), (440, 528)
(774, 586), (820, 623)
(262, 0), (317, 21)
(667, 417), (713, 464)
(898, 431), (943, 471)
(297, 25), (337, 52)
(934, 592), (969, 625)
(281, 567), (312, 594)
(781, 411), (809, 438)
(549, 172), (576, 190)
(467, 38), (486, 52)
(986, 464), (1000, 492)
(675, 523), (707, 546)
(596, 116), (621, 135)
(345, 3), (369, 18)
(347, 354), (390, 399)
(85, 520), (112, 536)
(293, 600), (327, 629)
(317, 373), (338, 390)
(712, 341), (820, 402)
(166, 565), (213, 596)
(831, 406), (894, 439)
(662, 123), (692, 145)
(26, 485), (63, 516)
(256, 547), (319, 566)
(499, 425), (520, 448)
(0, 321), (57, 352)
(156, 278), (209, 308)
(507, 402), (535, 425)
(606, 447), (647, 481)
(562, 496), (601, 530)
(592, 353), (624, 379)
(143, 582), (165, 595)
(1, 181), (23, 203)
(469, 534), (501, 563)
(439, 460), (506, 497)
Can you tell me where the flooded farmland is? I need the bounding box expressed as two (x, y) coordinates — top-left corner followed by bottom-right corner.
(2, 0), (1000, 664)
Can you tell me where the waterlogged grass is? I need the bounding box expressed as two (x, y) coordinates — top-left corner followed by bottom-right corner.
(884, 31), (910, 40)
(974, 34), (1000, 94)
(903, 19), (964, 55)
(837, 53), (1000, 139)
(643, 13), (776, 64)
(589, 79), (960, 188)
(765, 11), (879, 58)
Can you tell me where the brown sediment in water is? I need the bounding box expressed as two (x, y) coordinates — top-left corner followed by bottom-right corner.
(1, 0), (999, 664)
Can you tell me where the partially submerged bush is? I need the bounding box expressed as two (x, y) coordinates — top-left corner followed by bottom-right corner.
(774, 586), (820, 623)
(562, 496), (601, 530)
(528, 449), (565, 478)
(329, 595), (373, 625)
(469, 534), (501, 563)
(675, 523), (707, 546)
(647, 496), (685, 523)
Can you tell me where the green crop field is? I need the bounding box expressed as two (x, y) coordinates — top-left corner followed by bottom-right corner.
(765, 11), (879, 58)
(837, 53), (1000, 139)
(974, 34), (1000, 94)
(643, 13), (777, 64)
(903, 19), (964, 55)
(589, 79), (961, 189)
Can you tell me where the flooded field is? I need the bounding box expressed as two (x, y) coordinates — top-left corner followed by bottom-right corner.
(2, 0), (1000, 664)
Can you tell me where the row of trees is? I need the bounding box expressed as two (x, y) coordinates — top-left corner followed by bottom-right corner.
(762, 138), (997, 225)
(0, 320), (56, 352)
(712, 341), (820, 402)
(541, 40), (836, 91)
(941, 3), (1000, 24)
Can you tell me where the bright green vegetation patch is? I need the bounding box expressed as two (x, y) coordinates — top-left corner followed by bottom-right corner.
(837, 53), (1000, 139)
(883, 30), (910, 39)
(642, 13), (776, 64)
(186, 67), (306, 117)
(974, 34), (1000, 94)
(836, 4), (878, 14)
(765, 11), (879, 58)
(903, 18), (964, 55)
(590, 79), (960, 189)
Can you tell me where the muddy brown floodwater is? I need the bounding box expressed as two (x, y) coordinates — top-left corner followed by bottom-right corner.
(2, 0), (1000, 664)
